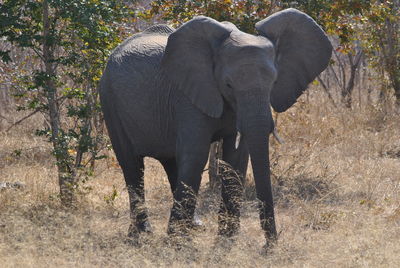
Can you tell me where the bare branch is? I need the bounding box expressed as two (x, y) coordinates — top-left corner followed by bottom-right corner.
(0, 113), (9, 121)
(31, 46), (45, 62)
(328, 62), (342, 90)
(317, 76), (337, 108)
(333, 49), (346, 91)
(5, 109), (41, 132)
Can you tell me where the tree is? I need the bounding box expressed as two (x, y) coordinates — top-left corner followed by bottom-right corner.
(145, 0), (278, 33)
(359, 0), (400, 105)
(0, 0), (133, 206)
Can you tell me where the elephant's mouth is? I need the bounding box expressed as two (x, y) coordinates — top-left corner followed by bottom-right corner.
(234, 89), (272, 142)
(234, 122), (282, 149)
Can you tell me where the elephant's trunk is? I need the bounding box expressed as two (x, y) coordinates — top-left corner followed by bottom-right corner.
(236, 90), (277, 242)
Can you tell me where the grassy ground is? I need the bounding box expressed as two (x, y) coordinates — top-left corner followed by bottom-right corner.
(1, 90), (399, 267)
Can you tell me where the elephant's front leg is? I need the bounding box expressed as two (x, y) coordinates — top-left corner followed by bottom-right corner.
(167, 121), (212, 236)
(218, 134), (249, 237)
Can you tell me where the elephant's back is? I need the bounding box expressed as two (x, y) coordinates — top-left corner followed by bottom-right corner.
(106, 25), (173, 84)
(100, 24), (174, 108)
(100, 25), (178, 158)
(100, 27), (171, 113)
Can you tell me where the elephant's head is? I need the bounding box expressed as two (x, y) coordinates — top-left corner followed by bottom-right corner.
(162, 7), (331, 129)
(161, 8), (332, 239)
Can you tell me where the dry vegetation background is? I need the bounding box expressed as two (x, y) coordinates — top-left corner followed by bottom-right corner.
(1, 82), (400, 267)
(1, 1), (400, 266)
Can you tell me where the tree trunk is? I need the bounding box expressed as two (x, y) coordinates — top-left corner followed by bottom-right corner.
(43, 0), (76, 207)
(378, 10), (400, 107)
(385, 19), (400, 105)
(342, 51), (363, 108)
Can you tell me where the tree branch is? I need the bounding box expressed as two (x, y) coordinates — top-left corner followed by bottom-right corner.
(5, 109), (41, 132)
(317, 75), (337, 108)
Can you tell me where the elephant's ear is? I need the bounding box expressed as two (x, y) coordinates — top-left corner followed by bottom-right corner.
(256, 8), (332, 113)
(161, 16), (231, 118)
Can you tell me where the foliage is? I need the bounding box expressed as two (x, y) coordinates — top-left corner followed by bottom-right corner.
(145, 0), (277, 33)
(146, 0), (399, 106)
(0, 0), (134, 205)
(285, 0), (370, 51)
(281, 1), (400, 104)
(146, 1), (369, 46)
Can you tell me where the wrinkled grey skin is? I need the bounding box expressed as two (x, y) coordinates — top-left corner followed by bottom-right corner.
(99, 8), (332, 245)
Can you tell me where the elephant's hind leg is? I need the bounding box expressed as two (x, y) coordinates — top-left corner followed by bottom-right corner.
(122, 156), (152, 236)
(102, 107), (152, 237)
(104, 116), (151, 237)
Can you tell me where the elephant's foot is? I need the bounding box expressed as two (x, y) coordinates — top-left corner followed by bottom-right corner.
(189, 211), (205, 231)
(217, 214), (240, 237)
(263, 224), (277, 242)
(261, 228), (278, 254)
(128, 220), (152, 235)
(168, 210), (205, 235)
(165, 223), (199, 254)
(167, 219), (204, 237)
(261, 238), (277, 255)
(137, 219), (153, 233)
(126, 221), (153, 246)
(213, 234), (236, 251)
(167, 218), (192, 237)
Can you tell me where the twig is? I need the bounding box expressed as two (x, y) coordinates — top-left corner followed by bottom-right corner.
(0, 113), (9, 121)
(317, 76), (337, 108)
(328, 64), (341, 90)
(333, 49), (346, 92)
(6, 109), (41, 132)
(31, 46), (45, 62)
(4, 92), (67, 133)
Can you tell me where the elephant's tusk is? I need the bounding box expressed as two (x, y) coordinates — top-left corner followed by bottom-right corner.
(273, 128), (284, 144)
(235, 131), (241, 149)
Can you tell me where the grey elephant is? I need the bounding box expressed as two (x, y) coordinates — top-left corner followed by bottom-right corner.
(99, 8), (332, 246)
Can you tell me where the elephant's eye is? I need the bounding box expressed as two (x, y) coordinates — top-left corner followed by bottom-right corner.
(226, 83), (233, 89)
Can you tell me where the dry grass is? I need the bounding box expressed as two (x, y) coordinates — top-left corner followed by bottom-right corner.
(1, 89), (400, 267)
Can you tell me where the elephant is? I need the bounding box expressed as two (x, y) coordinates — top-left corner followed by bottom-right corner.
(99, 8), (332, 246)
